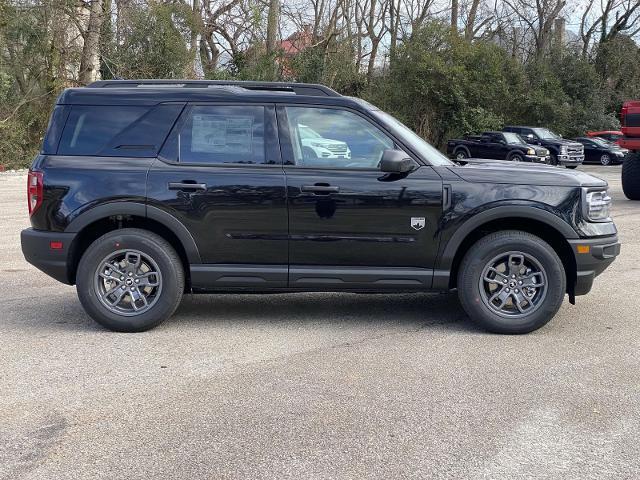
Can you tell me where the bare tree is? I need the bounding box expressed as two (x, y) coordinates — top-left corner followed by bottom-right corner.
(79, 0), (105, 84)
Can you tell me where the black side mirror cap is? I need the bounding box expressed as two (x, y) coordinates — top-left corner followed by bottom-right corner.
(379, 149), (416, 173)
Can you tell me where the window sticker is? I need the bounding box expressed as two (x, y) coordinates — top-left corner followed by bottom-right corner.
(191, 114), (253, 153)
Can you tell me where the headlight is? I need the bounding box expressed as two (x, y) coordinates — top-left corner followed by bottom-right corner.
(310, 142), (326, 148)
(583, 189), (612, 222)
(560, 146), (568, 154)
(527, 148), (535, 155)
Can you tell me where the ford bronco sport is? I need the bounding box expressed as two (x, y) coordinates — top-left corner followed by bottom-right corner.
(21, 80), (620, 333)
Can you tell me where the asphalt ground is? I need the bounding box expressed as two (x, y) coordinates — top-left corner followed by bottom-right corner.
(1, 165), (638, 479)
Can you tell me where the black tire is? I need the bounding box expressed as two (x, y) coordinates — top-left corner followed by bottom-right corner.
(622, 153), (640, 200)
(550, 154), (559, 166)
(457, 230), (566, 334)
(508, 152), (524, 162)
(566, 165), (578, 169)
(302, 147), (318, 161)
(76, 228), (184, 332)
(454, 148), (469, 160)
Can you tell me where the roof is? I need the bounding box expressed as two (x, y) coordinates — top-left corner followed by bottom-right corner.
(87, 80), (339, 96)
(58, 80), (355, 107)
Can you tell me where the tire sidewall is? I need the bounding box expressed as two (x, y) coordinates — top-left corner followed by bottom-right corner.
(76, 229), (183, 332)
(458, 233), (566, 334)
(455, 148), (469, 159)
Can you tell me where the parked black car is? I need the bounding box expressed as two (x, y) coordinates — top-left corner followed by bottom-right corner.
(503, 126), (584, 168)
(21, 80), (620, 334)
(447, 131), (550, 163)
(573, 137), (628, 165)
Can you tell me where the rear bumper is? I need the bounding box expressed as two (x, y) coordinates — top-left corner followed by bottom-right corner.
(21, 228), (76, 284)
(569, 235), (620, 296)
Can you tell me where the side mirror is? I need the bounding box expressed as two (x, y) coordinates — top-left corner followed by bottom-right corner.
(379, 149), (416, 173)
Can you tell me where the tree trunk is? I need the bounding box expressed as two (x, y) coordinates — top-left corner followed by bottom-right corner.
(79, 0), (104, 85)
(451, 0), (458, 31)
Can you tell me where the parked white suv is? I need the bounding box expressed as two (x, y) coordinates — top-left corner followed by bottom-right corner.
(299, 125), (351, 160)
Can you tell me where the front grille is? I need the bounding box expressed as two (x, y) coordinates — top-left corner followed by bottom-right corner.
(326, 144), (347, 153)
(567, 145), (583, 155)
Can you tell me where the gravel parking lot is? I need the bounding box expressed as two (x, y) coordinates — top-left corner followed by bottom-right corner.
(1, 165), (639, 480)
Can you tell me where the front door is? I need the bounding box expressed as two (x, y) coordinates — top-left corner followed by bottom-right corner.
(147, 103), (288, 289)
(278, 105), (443, 290)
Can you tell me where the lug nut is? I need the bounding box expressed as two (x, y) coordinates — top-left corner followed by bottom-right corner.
(518, 280), (523, 285)
(120, 276), (124, 280)
(506, 288), (510, 292)
(135, 279), (140, 283)
(515, 289), (519, 293)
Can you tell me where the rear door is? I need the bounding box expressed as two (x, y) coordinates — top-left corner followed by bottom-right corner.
(147, 103), (288, 288)
(278, 105), (443, 290)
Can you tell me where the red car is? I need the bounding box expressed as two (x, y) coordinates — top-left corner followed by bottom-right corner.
(586, 130), (624, 145)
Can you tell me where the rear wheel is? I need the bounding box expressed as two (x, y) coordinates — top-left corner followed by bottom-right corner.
(454, 148), (469, 160)
(457, 230), (565, 334)
(622, 153), (640, 200)
(76, 228), (184, 332)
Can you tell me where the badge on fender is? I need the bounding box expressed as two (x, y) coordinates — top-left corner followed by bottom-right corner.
(411, 217), (426, 231)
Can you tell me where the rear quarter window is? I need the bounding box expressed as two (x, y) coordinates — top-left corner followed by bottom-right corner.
(57, 104), (183, 157)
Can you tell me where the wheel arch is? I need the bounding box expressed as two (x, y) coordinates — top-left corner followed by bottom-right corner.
(65, 202), (201, 286)
(453, 145), (471, 157)
(437, 207), (578, 299)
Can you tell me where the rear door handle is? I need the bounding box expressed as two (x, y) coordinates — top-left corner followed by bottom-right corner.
(168, 182), (207, 191)
(301, 185), (340, 194)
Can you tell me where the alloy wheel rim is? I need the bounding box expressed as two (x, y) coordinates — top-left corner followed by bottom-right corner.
(601, 154), (610, 165)
(456, 152), (467, 159)
(94, 249), (163, 316)
(479, 251), (547, 318)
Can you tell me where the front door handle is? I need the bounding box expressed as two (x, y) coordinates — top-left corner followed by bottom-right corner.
(168, 181), (207, 191)
(301, 185), (340, 195)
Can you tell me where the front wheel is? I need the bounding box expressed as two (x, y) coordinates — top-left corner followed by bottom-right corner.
(566, 165), (578, 169)
(76, 228), (184, 332)
(622, 153), (640, 200)
(600, 154), (611, 166)
(457, 230), (566, 334)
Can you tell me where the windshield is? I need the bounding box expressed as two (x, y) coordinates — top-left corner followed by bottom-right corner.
(373, 110), (453, 166)
(503, 132), (525, 144)
(532, 128), (560, 139)
(299, 125), (322, 139)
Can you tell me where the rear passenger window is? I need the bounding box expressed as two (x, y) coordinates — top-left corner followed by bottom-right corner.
(58, 106), (148, 155)
(175, 105), (266, 165)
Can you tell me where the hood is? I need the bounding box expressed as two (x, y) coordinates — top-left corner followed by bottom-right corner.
(449, 159), (607, 187)
(532, 138), (582, 147)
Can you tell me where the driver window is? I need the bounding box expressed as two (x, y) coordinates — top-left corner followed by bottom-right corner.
(285, 106), (394, 169)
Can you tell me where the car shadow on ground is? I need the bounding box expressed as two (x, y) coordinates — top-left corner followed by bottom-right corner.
(167, 291), (477, 332)
(13, 291), (480, 333)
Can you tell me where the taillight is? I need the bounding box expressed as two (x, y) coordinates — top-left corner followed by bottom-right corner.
(27, 170), (43, 216)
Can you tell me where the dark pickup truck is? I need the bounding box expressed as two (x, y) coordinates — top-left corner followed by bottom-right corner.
(503, 126), (584, 168)
(447, 131), (550, 163)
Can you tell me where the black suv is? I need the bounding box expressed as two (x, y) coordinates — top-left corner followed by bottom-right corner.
(503, 126), (585, 168)
(446, 131), (550, 163)
(21, 80), (620, 334)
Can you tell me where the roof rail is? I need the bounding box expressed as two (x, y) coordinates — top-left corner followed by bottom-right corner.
(86, 79), (341, 97)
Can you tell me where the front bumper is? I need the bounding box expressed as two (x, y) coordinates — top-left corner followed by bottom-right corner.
(525, 154), (550, 163)
(21, 228), (77, 284)
(557, 154), (584, 165)
(568, 235), (620, 296)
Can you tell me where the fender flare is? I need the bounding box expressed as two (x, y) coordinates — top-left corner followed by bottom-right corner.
(437, 205), (579, 272)
(65, 202), (202, 263)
